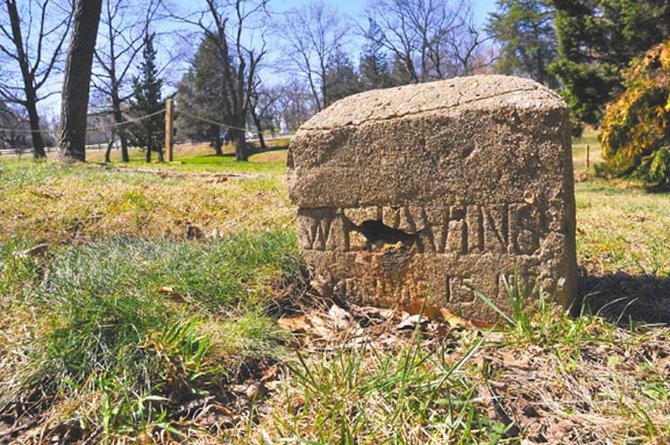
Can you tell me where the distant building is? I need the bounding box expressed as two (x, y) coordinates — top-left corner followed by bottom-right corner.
(279, 118), (290, 135)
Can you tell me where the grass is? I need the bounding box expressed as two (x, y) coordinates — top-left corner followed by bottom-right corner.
(576, 180), (670, 276)
(0, 232), (298, 442)
(472, 279), (670, 444)
(1, 139), (669, 443)
(83, 139), (291, 174)
(0, 161), (292, 243)
(257, 334), (508, 444)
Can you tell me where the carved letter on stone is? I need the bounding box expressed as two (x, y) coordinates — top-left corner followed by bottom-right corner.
(289, 75), (578, 320)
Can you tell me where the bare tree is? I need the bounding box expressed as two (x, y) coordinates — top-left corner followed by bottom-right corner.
(279, 1), (350, 111)
(365, 0), (486, 82)
(92, 0), (161, 163)
(57, 0), (103, 162)
(276, 78), (315, 131)
(0, 101), (30, 149)
(0, 0), (72, 158)
(177, 0), (269, 161)
(444, 5), (493, 75)
(248, 85), (280, 150)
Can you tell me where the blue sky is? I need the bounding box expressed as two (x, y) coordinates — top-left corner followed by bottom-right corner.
(247, 0), (500, 86)
(272, 0), (498, 25)
(159, 0), (500, 90)
(42, 0), (501, 115)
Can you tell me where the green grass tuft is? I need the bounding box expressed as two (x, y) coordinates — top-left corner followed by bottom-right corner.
(261, 334), (510, 444)
(0, 230), (299, 440)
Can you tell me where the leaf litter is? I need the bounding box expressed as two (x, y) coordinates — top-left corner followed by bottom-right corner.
(270, 294), (670, 444)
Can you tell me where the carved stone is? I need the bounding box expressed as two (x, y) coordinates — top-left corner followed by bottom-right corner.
(287, 75), (578, 321)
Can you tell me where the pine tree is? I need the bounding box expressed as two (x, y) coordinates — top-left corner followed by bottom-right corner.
(487, 0), (557, 88)
(323, 49), (362, 106)
(177, 70), (224, 155)
(177, 36), (240, 156)
(390, 54), (414, 86)
(129, 31), (164, 163)
(359, 20), (394, 91)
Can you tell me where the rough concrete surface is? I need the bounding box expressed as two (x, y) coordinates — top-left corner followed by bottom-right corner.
(288, 75), (577, 321)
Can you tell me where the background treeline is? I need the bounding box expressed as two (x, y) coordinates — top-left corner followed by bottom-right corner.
(1, 0), (670, 185)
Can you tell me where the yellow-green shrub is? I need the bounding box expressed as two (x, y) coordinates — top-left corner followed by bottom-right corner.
(601, 40), (670, 187)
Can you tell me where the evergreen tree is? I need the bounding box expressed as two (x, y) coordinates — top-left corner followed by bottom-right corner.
(487, 0), (557, 87)
(390, 54), (415, 86)
(359, 20), (394, 91)
(323, 49), (362, 106)
(176, 38), (227, 155)
(129, 31), (164, 163)
(551, 0), (670, 127)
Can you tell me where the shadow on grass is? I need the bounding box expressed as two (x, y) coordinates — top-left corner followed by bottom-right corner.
(577, 272), (670, 325)
(644, 183), (670, 193)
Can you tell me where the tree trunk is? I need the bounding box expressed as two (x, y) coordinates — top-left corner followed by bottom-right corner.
(234, 129), (248, 161)
(120, 134), (130, 162)
(25, 94), (46, 159)
(157, 148), (164, 163)
(251, 108), (267, 151)
(57, 0), (103, 162)
(536, 52), (546, 86)
(5, 0), (46, 159)
(307, 72), (322, 112)
(111, 94), (130, 162)
(145, 148), (151, 163)
(213, 125), (223, 156)
(104, 136), (114, 163)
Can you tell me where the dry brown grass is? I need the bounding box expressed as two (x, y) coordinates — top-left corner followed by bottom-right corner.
(482, 329), (670, 444)
(0, 162), (292, 243)
(1, 139), (669, 444)
(245, 297), (670, 444)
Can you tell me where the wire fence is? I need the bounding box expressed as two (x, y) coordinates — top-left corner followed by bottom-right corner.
(0, 108), (165, 135)
(0, 107), (256, 135)
(0, 104), (261, 156)
(178, 110), (251, 133)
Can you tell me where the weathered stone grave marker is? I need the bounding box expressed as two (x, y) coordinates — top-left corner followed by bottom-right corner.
(287, 75), (577, 320)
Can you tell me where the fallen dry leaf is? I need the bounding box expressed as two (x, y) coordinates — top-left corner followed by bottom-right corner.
(396, 314), (429, 330)
(277, 315), (311, 333)
(403, 299), (443, 321)
(439, 308), (474, 329)
(157, 286), (190, 303)
(310, 275), (333, 298)
(158, 286), (176, 293)
(15, 243), (50, 259)
(353, 306), (395, 321)
(308, 315), (336, 339)
(470, 318), (498, 329)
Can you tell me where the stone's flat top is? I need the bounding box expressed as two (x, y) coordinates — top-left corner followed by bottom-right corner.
(299, 75), (565, 131)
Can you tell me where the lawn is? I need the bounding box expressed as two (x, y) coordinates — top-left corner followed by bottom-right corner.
(0, 140), (668, 444)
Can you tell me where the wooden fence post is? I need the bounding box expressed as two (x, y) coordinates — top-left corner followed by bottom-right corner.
(165, 98), (174, 162)
(586, 144), (590, 169)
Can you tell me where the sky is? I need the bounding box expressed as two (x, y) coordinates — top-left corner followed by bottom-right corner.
(35, 0), (501, 117)
(251, 0), (500, 86)
(272, 0), (498, 25)
(127, 0), (502, 96)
